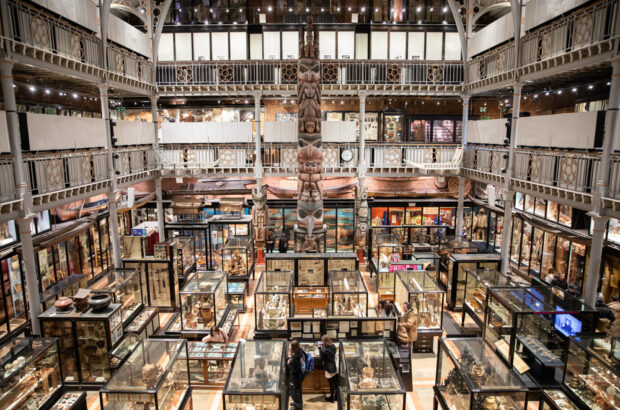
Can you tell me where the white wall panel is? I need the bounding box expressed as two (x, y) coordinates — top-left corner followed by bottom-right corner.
(370, 31), (388, 59)
(337, 32), (355, 59)
(250, 34), (263, 59)
(519, 112), (598, 149)
(444, 32), (462, 60)
(425, 32), (443, 60)
(524, 0), (588, 31)
(282, 32), (299, 59)
(265, 122), (297, 142)
(107, 14), (149, 57)
(161, 122), (252, 143)
(469, 13), (514, 57)
(466, 119), (506, 145)
(389, 32), (406, 60)
(408, 32), (425, 59)
(355, 33), (368, 59)
(0, 112), (10, 153)
(263, 32), (280, 59)
(320, 31), (336, 59)
(193, 33), (210, 60)
(211, 32), (229, 60)
(31, 0), (97, 32)
(229, 32), (247, 60)
(175, 33), (193, 61)
(115, 120), (154, 146)
(27, 114), (106, 150)
(158, 33), (174, 61)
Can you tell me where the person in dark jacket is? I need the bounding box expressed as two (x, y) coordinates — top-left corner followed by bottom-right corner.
(278, 232), (289, 254)
(266, 230), (275, 253)
(596, 293), (615, 321)
(287, 340), (304, 409)
(319, 335), (338, 402)
(551, 272), (568, 290)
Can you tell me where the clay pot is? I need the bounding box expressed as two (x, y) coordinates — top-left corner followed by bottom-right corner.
(88, 294), (112, 313)
(54, 297), (74, 312)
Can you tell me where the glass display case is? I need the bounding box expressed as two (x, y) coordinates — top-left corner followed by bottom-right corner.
(293, 287), (329, 314)
(434, 337), (528, 410)
(438, 237), (480, 289)
(122, 235), (151, 259)
(0, 337), (62, 410)
(461, 269), (528, 331)
(209, 214), (252, 271)
(0, 251), (28, 343)
(39, 303), (123, 385)
(382, 113), (404, 142)
(50, 391), (87, 410)
(537, 389), (580, 410)
(329, 270), (368, 317)
(223, 236), (255, 291)
(179, 271), (227, 336)
(339, 339), (406, 410)
(223, 340), (286, 410)
(484, 287), (597, 381)
(563, 334), (620, 409)
(444, 253), (500, 311)
(91, 268), (143, 326)
(123, 242), (180, 310)
(227, 281), (247, 312)
(175, 236), (197, 283)
(165, 222), (209, 270)
(183, 342), (238, 388)
(124, 307), (160, 338)
(394, 271), (444, 334)
(265, 252), (358, 287)
(255, 271), (293, 336)
(108, 333), (141, 370)
(100, 339), (192, 410)
(370, 234), (403, 276)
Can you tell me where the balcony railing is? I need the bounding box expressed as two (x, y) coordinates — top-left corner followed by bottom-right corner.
(521, 0), (618, 67)
(107, 43), (153, 83)
(467, 42), (515, 84)
(156, 60), (463, 87)
(1, 0), (103, 69)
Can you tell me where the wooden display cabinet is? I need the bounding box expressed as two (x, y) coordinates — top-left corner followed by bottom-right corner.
(183, 342), (238, 389)
(294, 287), (329, 314)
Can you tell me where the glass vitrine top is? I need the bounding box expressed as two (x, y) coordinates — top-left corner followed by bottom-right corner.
(329, 270), (367, 293)
(467, 269), (528, 289)
(571, 334), (620, 371)
(102, 339), (186, 393)
(375, 234), (400, 246)
(491, 287), (595, 314)
(256, 271), (293, 294)
(225, 340), (285, 394)
(340, 340), (405, 394)
(0, 338), (57, 385)
(181, 271), (224, 294)
(440, 237), (479, 251)
(397, 270), (442, 293)
(441, 338), (527, 393)
(93, 269), (139, 293)
(224, 236), (252, 249)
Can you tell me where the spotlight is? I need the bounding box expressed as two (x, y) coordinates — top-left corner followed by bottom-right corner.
(340, 100), (344, 104)
(226, 8), (229, 12)
(71, 92), (77, 98)
(437, 101), (440, 105)
(417, 20), (421, 23)
(416, 6), (421, 12)
(557, 90), (562, 94)
(442, 6), (448, 13)
(306, 7), (309, 12)
(533, 94), (538, 98)
(245, 100), (248, 104)
(209, 8), (213, 12)
(375, 8), (378, 12)
(321, 8), (324, 12)
(572, 87), (577, 92)
(336, 7), (340, 11)
(501, 168), (507, 173)
(28, 85), (35, 92)
(607, 82), (611, 86)
(267, 6), (272, 11)
(289, 8), (292, 11)
(430, 7), (434, 11)
(504, 99), (509, 103)
(361, 7), (365, 12)
(348, 6), (352, 11)
(588, 85), (594, 89)
(140, 7), (146, 13)
(442, 20), (447, 24)
(545, 91), (550, 96)
(43, 89), (49, 95)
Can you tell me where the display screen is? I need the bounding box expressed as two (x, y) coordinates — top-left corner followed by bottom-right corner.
(555, 307), (582, 337)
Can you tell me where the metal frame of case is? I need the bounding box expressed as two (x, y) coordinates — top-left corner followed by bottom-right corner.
(124, 307), (161, 338)
(39, 303), (123, 386)
(394, 270), (444, 337)
(0, 249), (28, 344)
(179, 271), (228, 337)
(461, 269), (529, 332)
(434, 337), (529, 410)
(208, 214), (253, 271)
(108, 333), (141, 371)
(265, 252), (358, 287)
(99, 338), (192, 410)
(0, 337), (63, 410)
(183, 342), (238, 388)
(165, 222), (210, 270)
(444, 253), (501, 311)
(338, 339), (406, 410)
(329, 270), (369, 318)
(223, 340), (287, 410)
(377, 252), (441, 302)
(438, 236), (481, 287)
(254, 271), (293, 337)
(222, 236), (255, 294)
(227, 281), (247, 312)
(484, 286), (597, 382)
(174, 236), (197, 285)
(562, 334), (620, 409)
(534, 389), (580, 410)
(91, 268), (144, 326)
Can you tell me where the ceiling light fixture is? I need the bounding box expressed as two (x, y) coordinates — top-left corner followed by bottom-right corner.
(533, 94), (538, 98)
(72, 93), (78, 99)
(306, 7), (309, 12)
(289, 8), (292, 12)
(375, 7), (378, 12)
(430, 7), (434, 12)
(28, 85), (35, 92)
(588, 84), (594, 89)
(442, 20), (447, 24)
(545, 91), (550, 96)
(267, 6), (272, 11)
(557, 90), (562, 94)
(607, 82), (611, 86)
(442, 6), (448, 13)
(44, 89), (50, 95)
(417, 19), (421, 23)
(348, 6), (352, 11)
(361, 7), (365, 12)
(572, 87), (577, 92)
(416, 6), (421, 12)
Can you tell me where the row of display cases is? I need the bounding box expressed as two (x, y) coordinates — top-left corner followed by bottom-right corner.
(265, 252), (358, 286)
(369, 230), (444, 276)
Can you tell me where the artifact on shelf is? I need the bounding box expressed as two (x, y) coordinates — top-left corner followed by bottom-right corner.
(54, 296), (73, 312)
(88, 293), (112, 313)
(73, 288), (91, 312)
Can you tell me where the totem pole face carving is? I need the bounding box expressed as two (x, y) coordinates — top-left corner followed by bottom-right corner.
(252, 185), (268, 243)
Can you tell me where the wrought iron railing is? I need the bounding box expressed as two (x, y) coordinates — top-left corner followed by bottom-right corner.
(0, 157), (16, 202)
(467, 42), (516, 83)
(156, 60), (463, 86)
(107, 43), (153, 83)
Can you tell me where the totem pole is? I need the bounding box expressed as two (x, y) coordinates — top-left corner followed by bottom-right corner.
(294, 17), (325, 253)
(252, 184), (268, 252)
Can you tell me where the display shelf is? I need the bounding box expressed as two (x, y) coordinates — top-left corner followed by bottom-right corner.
(537, 389), (580, 410)
(91, 268), (144, 326)
(484, 286), (597, 383)
(208, 214), (252, 271)
(223, 340), (286, 410)
(0, 337), (62, 410)
(226, 281), (246, 312)
(563, 334), (620, 409)
(255, 271), (293, 337)
(287, 309), (397, 341)
(461, 269), (528, 332)
(222, 237), (255, 294)
(181, 342), (238, 388)
(100, 339), (191, 410)
(179, 271), (227, 337)
(329, 270), (368, 317)
(50, 391), (87, 410)
(394, 270), (444, 336)
(39, 303), (123, 385)
(265, 252), (358, 287)
(338, 339), (406, 410)
(434, 337), (528, 410)
(108, 332), (141, 370)
(294, 287), (329, 314)
(124, 306), (160, 338)
(444, 253), (501, 311)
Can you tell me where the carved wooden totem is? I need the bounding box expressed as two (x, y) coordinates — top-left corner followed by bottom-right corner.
(252, 185), (268, 245)
(294, 17), (325, 253)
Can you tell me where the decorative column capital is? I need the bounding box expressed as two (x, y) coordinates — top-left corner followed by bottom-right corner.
(252, 91), (262, 102)
(461, 94), (470, 104)
(359, 91), (367, 103)
(150, 95), (159, 106)
(512, 83), (524, 94)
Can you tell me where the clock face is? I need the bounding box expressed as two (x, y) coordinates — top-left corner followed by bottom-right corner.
(341, 149), (353, 162)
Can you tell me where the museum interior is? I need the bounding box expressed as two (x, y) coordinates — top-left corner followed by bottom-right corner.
(0, 0), (618, 409)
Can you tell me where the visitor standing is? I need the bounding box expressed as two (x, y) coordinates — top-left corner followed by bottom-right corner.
(287, 340), (304, 409)
(319, 335), (338, 403)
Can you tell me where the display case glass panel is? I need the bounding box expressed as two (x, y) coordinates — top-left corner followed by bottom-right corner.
(183, 342), (238, 387)
(524, 195), (535, 214)
(547, 201), (559, 222)
(223, 237), (254, 279)
(515, 192), (524, 210)
(394, 270), (444, 332)
(559, 205), (572, 227)
(325, 208), (337, 252)
(471, 208), (488, 244)
(494, 215), (503, 253)
(100, 339), (190, 410)
(383, 114), (403, 142)
(563, 335), (620, 409)
(435, 338), (527, 410)
(372, 234), (403, 274)
(329, 270), (368, 317)
(339, 340), (405, 410)
(180, 271), (226, 333)
(255, 271), (293, 333)
(371, 208), (388, 226)
(388, 208), (405, 226)
(406, 207), (422, 225)
(568, 243), (587, 293)
(91, 269), (143, 324)
(208, 215), (252, 270)
(530, 228), (544, 275)
(539, 389), (579, 410)
(519, 222), (532, 269)
(445, 254), (501, 311)
(0, 253), (27, 339)
(175, 236), (196, 280)
(0, 221), (17, 247)
(0, 338), (62, 410)
(609, 218), (620, 244)
(555, 237), (570, 275)
(510, 219), (522, 264)
(108, 333), (141, 370)
(535, 198), (547, 218)
(337, 208), (355, 252)
(541, 232), (557, 277)
(423, 207), (439, 226)
(223, 340), (285, 410)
